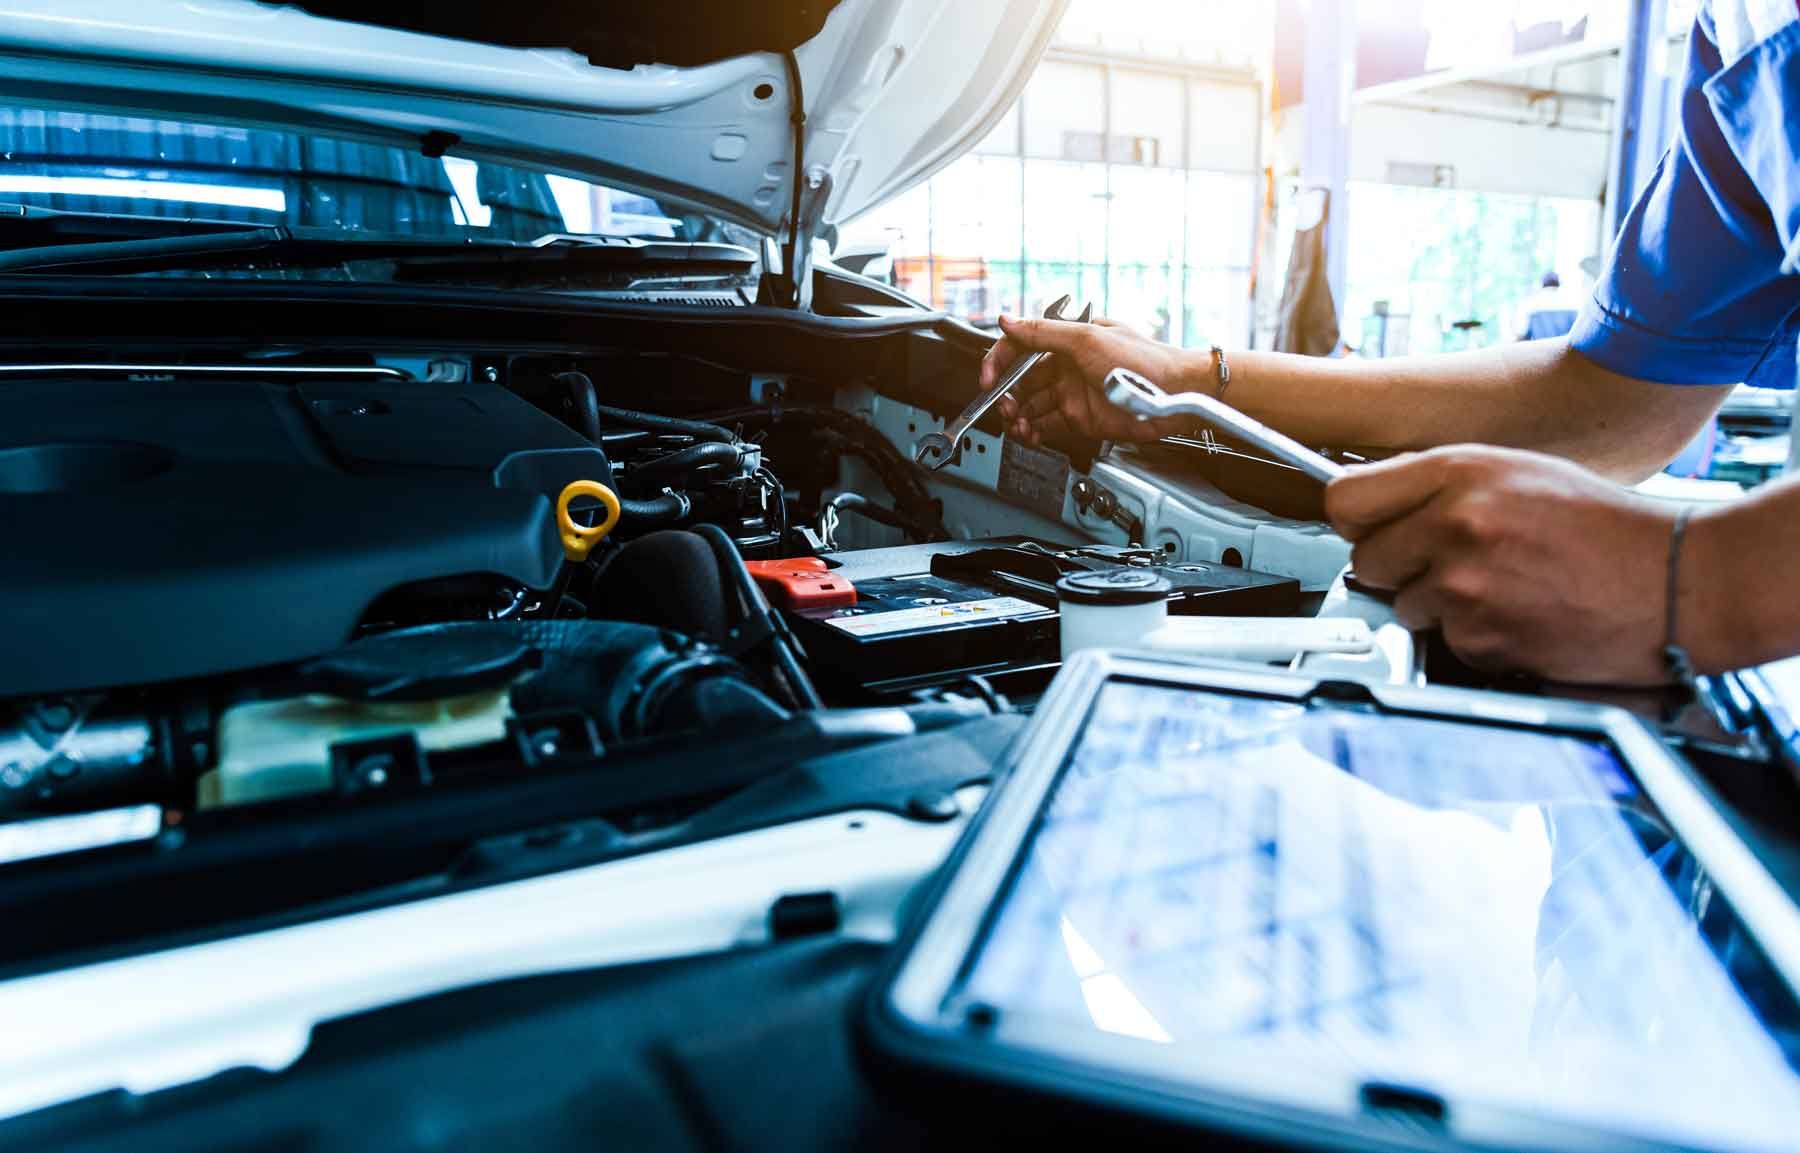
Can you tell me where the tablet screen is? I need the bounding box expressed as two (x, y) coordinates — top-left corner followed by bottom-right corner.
(959, 680), (1800, 1151)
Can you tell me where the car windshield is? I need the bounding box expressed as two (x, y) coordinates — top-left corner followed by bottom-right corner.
(0, 105), (726, 243)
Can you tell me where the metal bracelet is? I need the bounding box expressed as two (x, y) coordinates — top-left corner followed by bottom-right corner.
(1210, 343), (1231, 397)
(1663, 504), (1697, 685)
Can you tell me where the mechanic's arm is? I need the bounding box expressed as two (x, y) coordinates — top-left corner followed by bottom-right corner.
(986, 9), (1798, 487)
(1323, 445), (1800, 683)
(985, 319), (1730, 484)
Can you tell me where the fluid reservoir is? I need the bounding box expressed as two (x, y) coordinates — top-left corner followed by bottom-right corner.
(199, 690), (511, 808)
(1056, 570), (1172, 660)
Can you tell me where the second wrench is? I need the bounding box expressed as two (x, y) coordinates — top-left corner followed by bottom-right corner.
(913, 294), (1092, 471)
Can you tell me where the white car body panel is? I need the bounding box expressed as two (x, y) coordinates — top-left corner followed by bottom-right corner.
(0, 0), (1065, 238)
(0, 793), (983, 1122)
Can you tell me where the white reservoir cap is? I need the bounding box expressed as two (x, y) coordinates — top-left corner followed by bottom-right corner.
(1056, 569), (1172, 661)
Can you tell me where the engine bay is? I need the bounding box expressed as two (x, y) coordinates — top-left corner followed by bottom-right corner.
(0, 290), (1371, 969)
(2, 300), (1796, 1153)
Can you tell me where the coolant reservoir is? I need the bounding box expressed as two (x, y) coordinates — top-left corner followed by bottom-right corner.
(199, 690), (511, 808)
(1055, 570), (1172, 660)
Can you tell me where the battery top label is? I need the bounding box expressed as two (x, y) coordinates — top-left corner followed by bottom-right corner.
(822, 595), (1048, 638)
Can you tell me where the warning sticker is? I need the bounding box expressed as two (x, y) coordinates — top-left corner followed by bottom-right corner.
(824, 595), (1049, 638)
(997, 440), (1071, 520)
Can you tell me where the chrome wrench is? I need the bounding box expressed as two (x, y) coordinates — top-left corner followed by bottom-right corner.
(913, 294), (1092, 471)
(1103, 367), (1347, 483)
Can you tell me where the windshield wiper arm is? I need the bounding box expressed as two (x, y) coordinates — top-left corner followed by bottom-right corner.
(0, 226), (293, 273)
(0, 202), (271, 249)
(0, 226), (526, 275)
(383, 237), (758, 283)
(0, 226), (758, 278)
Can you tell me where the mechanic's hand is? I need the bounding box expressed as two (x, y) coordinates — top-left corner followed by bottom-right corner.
(981, 315), (1191, 447)
(1324, 445), (1679, 685)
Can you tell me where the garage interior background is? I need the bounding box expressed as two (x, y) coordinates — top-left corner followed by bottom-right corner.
(838, 0), (1699, 364)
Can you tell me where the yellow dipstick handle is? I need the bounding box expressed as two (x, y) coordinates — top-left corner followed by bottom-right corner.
(556, 480), (621, 562)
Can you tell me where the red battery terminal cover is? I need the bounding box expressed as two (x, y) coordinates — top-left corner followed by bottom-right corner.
(744, 558), (859, 609)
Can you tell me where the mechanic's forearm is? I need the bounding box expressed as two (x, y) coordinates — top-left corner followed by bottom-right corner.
(1683, 477), (1800, 673)
(1184, 338), (1727, 482)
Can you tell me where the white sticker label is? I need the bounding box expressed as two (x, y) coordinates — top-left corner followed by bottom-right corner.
(825, 596), (1049, 638)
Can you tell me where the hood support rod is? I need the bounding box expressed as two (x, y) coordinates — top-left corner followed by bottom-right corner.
(766, 49), (809, 310)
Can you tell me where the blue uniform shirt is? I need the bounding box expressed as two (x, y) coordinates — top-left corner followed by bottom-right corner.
(1569, 1), (1800, 389)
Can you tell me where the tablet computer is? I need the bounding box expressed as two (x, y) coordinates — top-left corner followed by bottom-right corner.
(867, 652), (1800, 1153)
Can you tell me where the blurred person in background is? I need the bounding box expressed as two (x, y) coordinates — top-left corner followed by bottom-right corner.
(1512, 270), (1581, 341)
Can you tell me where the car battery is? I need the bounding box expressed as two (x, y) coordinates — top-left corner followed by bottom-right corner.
(931, 542), (1300, 617)
(786, 571), (1059, 690)
(781, 538), (1300, 693)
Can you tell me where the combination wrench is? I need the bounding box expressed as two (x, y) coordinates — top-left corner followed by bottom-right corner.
(914, 294), (1092, 471)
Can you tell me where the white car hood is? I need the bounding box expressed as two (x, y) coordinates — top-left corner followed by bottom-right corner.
(0, 0), (1063, 242)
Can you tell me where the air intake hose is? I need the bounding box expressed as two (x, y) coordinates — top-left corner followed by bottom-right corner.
(302, 620), (786, 744)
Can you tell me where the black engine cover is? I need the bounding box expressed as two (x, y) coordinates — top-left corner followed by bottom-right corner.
(0, 371), (608, 694)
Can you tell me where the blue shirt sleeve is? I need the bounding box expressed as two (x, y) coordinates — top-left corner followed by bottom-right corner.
(1570, 14), (1800, 389)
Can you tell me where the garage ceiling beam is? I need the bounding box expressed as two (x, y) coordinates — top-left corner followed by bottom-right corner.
(1373, 92), (1613, 135)
(1457, 79), (1615, 107)
(1043, 43), (1256, 85)
(1354, 37), (1621, 105)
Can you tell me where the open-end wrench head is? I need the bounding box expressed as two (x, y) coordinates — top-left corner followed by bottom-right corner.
(913, 430), (956, 470)
(924, 296), (1091, 475)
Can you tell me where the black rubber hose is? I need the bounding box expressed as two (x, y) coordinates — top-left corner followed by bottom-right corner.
(557, 370), (603, 443)
(504, 619), (787, 742)
(617, 491), (690, 523)
(631, 441), (743, 482)
(692, 523), (822, 711)
(596, 404), (735, 444)
(552, 372), (736, 445)
(827, 491), (910, 532)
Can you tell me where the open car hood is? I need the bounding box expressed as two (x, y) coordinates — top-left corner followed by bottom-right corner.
(0, 0), (1063, 245)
